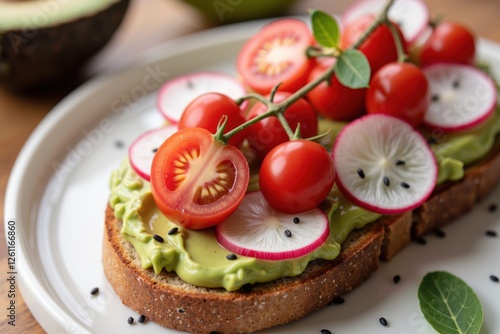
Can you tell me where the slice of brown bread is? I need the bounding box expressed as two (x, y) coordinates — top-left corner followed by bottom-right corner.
(103, 204), (386, 334)
(103, 137), (500, 334)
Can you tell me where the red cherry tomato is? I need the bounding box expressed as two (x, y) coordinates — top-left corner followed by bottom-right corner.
(151, 128), (249, 229)
(246, 92), (318, 160)
(259, 140), (335, 213)
(420, 22), (476, 66)
(306, 62), (366, 121)
(366, 62), (429, 127)
(178, 93), (248, 147)
(341, 14), (407, 74)
(237, 18), (315, 95)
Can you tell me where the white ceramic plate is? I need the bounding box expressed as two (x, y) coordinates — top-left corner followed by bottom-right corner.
(4, 19), (500, 334)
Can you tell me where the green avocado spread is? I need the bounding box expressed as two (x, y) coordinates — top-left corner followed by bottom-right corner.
(110, 109), (500, 292)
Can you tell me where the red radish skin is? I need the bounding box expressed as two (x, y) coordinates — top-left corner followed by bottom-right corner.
(215, 192), (330, 260)
(333, 114), (438, 214)
(156, 71), (247, 123)
(422, 63), (497, 133)
(129, 125), (178, 181)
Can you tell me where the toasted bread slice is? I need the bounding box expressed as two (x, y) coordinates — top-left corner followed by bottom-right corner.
(103, 137), (500, 333)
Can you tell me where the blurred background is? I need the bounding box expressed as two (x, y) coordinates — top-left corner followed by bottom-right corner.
(1, 0), (499, 332)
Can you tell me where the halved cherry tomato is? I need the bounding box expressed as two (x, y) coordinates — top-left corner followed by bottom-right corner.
(306, 61), (366, 121)
(178, 93), (248, 147)
(237, 18), (315, 95)
(151, 128), (249, 229)
(366, 62), (429, 127)
(341, 14), (407, 75)
(246, 92), (318, 160)
(259, 140), (335, 213)
(420, 22), (476, 66)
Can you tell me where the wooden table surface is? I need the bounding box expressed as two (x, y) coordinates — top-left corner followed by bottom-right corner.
(1, 0), (499, 332)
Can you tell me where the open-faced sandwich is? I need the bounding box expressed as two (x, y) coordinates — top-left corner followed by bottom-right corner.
(103, 0), (500, 333)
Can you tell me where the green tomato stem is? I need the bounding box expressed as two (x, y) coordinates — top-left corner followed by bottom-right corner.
(387, 21), (408, 63)
(222, 0), (397, 144)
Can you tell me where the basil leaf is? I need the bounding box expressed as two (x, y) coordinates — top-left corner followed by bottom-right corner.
(334, 49), (370, 89)
(418, 271), (483, 334)
(310, 10), (340, 48)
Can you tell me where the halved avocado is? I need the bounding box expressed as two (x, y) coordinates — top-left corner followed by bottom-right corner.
(0, 0), (129, 90)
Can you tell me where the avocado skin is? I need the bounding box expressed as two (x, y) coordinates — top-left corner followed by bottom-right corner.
(0, 0), (129, 91)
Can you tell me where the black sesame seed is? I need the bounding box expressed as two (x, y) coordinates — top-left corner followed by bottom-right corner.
(293, 217), (300, 224)
(431, 94), (440, 102)
(415, 236), (427, 245)
(209, 332), (219, 334)
(383, 176), (390, 187)
(128, 316), (134, 324)
(152, 148), (158, 153)
(379, 317), (388, 326)
(400, 182), (410, 189)
(321, 330), (332, 334)
(485, 230), (498, 237)
(490, 275), (499, 283)
(226, 254), (237, 260)
(168, 227), (179, 235)
(357, 168), (365, 179)
(396, 160), (406, 166)
(452, 80), (460, 89)
(393, 275), (401, 284)
(114, 140), (125, 149)
(284, 230), (292, 238)
(178, 309), (184, 313)
(331, 296), (345, 305)
(435, 229), (446, 238)
(153, 234), (164, 243)
(489, 203), (498, 212)
(138, 315), (146, 323)
(90, 287), (99, 295)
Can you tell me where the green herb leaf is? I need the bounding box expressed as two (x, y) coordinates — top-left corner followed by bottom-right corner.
(310, 10), (340, 48)
(418, 271), (483, 334)
(334, 49), (370, 89)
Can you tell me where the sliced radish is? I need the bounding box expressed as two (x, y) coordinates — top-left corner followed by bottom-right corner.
(333, 114), (437, 214)
(342, 0), (430, 45)
(215, 192), (329, 260)
(129, 125), (177, 181)
(423, 63), (497, 132)
(157, 71), (247, 123)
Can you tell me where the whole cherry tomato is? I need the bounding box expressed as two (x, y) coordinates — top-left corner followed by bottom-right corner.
(151, 128), (249, 229)
(259, 140), (335, 213)
(237, 18), (315, 95)
(366, 62), (429, 127)
(341, 14), (407, 75)
(420, 22), (476, 66)
(306, 61), (366, 121)
(178, 93), (248, 147)
(246, 92), (318, 160)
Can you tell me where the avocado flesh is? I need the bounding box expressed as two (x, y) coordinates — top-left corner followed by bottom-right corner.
(0, 0), (129, 90)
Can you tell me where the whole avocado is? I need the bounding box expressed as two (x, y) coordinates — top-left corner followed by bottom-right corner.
(0, 0), (129, 91)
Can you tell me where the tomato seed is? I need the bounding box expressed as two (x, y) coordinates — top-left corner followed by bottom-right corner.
(168, 227), (179, 235)
(153, 234), (164, 243)
(284, 230), (292, 238)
